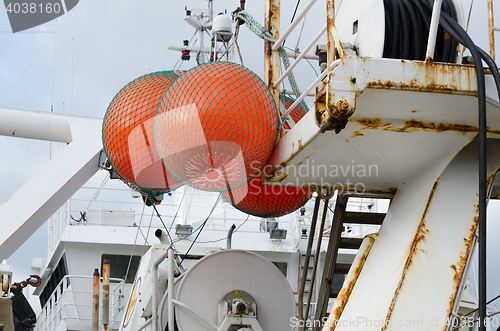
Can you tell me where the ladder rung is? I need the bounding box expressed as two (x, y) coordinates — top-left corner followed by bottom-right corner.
(344, 211), (386, 225)
(334, 263), (351, 274)
(329, 288), (341, 298)
(339, 237), (363, 249)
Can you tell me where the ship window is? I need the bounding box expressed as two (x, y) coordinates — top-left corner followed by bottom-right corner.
(272, 262), (287, 277)
(101, 254), (141, 284)
(39, 253), (69, 308)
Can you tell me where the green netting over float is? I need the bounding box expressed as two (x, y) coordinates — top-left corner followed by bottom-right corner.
(220, 94), (311, 218)
(154, 61), (279, 192)
(280, 94), (307, 132)
(102, 62), (312, 217)
(102, 71), (183, 197)
(222, 177), (312, 218)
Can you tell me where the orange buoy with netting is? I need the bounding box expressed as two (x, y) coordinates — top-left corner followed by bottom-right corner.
(154, 62), (279, 192)
(280, 95), (306, 130)
(102, 71), (183, 196)
(221, 177), (312, 218)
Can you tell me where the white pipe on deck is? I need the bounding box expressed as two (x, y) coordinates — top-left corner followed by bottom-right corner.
(168, 249), (175, 331)
(286, 51), (318, 60)
(425, 0), (444, 61)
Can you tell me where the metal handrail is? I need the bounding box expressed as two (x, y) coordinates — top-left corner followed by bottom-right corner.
(272, 0), (318, 51)
(35, 275), (126, 331)
(274, 25), (327, 87)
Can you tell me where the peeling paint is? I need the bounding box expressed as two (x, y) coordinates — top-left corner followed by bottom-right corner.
(383, 181), (439, 329)
(353, 118), (483, 134)
(445, 210), (479, 326)
(351, 130), (364, 138)
(487, 0), (495, 62)
(323, 234), (378, 331)
(365, 60), (477, 96)
(267, 171), (288, 182)
(264, 0), (280, 107)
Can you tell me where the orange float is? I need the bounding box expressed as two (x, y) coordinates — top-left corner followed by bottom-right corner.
(221, 177), (312, 218)
(102, 71), (182, 196)
(280, 95), (307, 136)
(155, 62), (279, 192)
(221, 95), (310, 218)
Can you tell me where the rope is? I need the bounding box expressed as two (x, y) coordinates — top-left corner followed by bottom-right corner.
(218, 22), (244, 65)
(234, 23), (245, 65)
(235, 10), (309, 112)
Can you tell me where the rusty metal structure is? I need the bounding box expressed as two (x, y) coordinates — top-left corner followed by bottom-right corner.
(102, 258), (110, 331)
(92, 269), (99, 331)
(264, 0), (281, 107)
(263, 0), (500, 330)
(487, 0), (496, 61)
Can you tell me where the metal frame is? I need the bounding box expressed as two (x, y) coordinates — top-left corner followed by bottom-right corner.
(0, 111), (103, 260)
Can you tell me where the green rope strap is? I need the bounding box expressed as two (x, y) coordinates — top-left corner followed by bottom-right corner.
(235, 10), (309, 112)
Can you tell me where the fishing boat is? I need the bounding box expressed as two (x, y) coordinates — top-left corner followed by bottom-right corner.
(1, 0), (500, 330)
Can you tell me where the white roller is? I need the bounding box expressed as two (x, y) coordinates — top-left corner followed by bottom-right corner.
(175, 250), (296, 331)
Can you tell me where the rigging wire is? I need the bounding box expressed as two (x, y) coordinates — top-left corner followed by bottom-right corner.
(465, 0), (474, 32)
(294, 13), (307, 56)
(173, 30), (198, 70)
(148, 194), (222, 258)
(290, 0), (302, 24)
(284, 45), (319, 77)
(169, 189), (187, 232)
(140, 209), (155, 257)
(179, 195), (222, 265)
(86, 175), (109, 211)
(183, 214), (250, 244)
(152, 202), (174, 244)
(110, 202), (148, 328)
(304, 58), (319, 77)
(50, 20), (58, 113)
(280, 0), (302, 49)
(172, 55), (182, 71)
(235, 10), (309, 112)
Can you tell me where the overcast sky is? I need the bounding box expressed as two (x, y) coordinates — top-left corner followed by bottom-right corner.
(1, 0), (500, 312)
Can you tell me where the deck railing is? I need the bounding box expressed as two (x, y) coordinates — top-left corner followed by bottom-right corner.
(35, 275), (126, 331)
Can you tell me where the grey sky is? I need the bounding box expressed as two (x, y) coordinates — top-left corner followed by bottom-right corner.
(1, 0), (500, 312)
